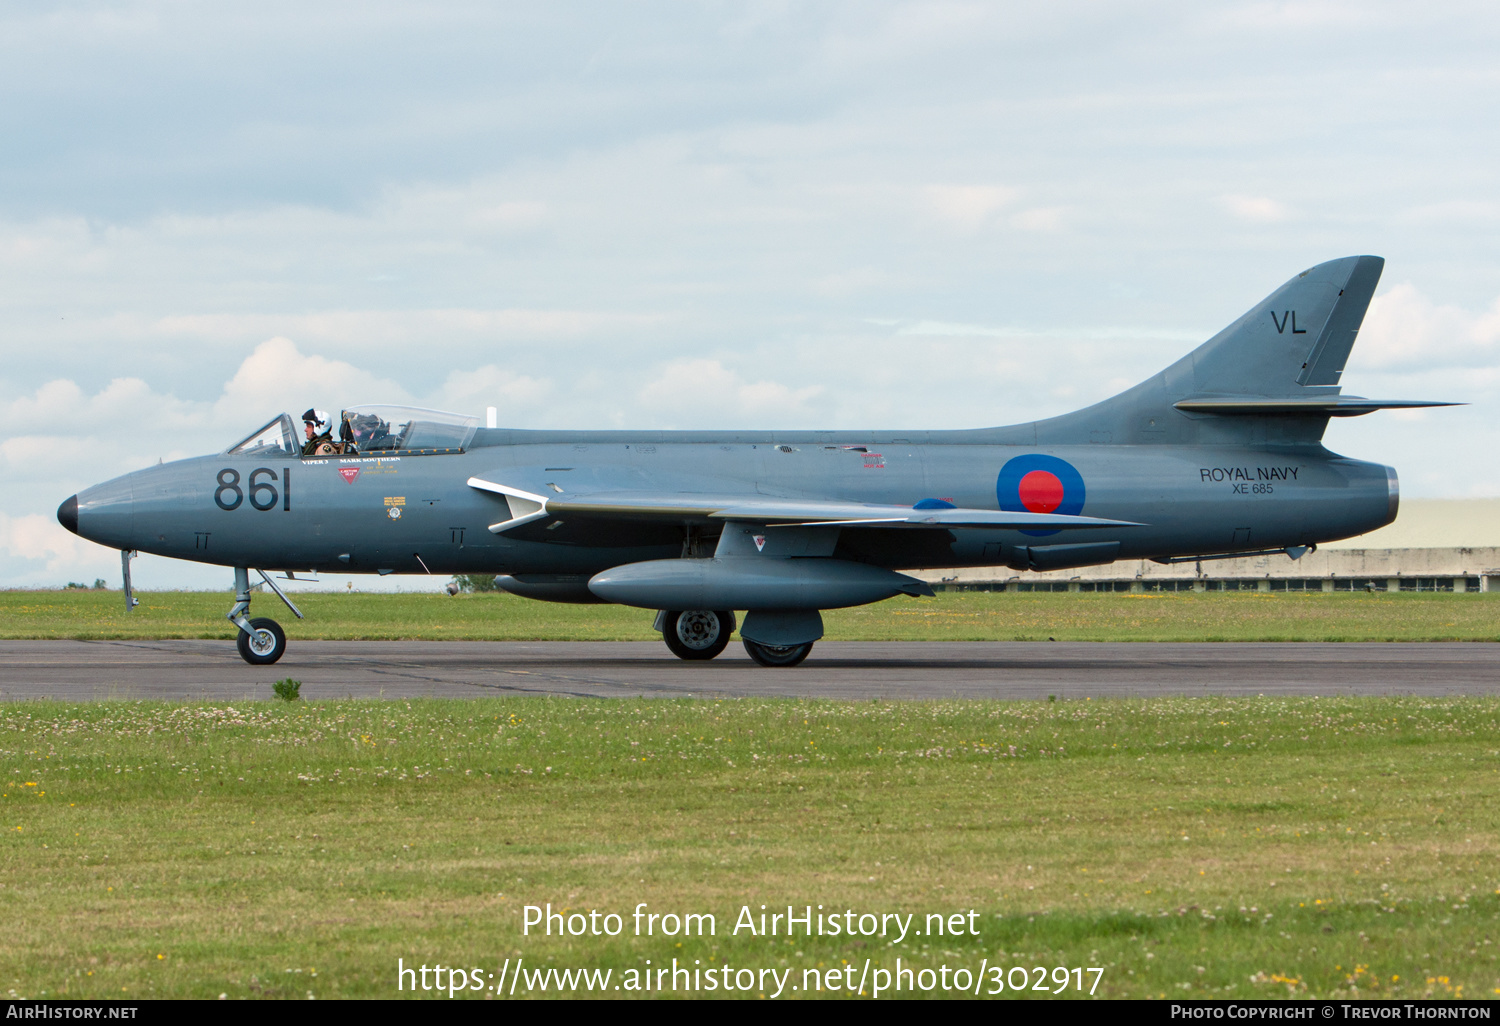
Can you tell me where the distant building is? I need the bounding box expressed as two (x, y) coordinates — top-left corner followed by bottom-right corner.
(1318, 498), (1500, 550)
(915, 499), (1500, 594)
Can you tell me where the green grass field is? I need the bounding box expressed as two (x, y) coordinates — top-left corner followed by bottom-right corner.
(1, 696), (1497, 999)
(5, 588), (1500, 642)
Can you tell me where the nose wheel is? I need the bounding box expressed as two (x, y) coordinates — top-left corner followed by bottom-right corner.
(236, 617), (286, 665)
(227, 567), (303, 665)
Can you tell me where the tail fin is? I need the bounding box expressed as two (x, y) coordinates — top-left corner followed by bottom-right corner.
(1196, 254), (1384, 392)
(1033, 255), (1392, 445)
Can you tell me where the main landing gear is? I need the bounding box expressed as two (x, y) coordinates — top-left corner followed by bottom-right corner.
(228, 567), (304, 665)
(742, 639), (814, 667)
(661, 609), (734, 660)
(657, 609), (817, 666)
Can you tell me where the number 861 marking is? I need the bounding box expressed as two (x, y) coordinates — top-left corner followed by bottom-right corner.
(215, 467), (291, 511)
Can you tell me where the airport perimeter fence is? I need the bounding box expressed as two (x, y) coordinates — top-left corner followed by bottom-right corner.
(917, 547), (1500, 596)
(932, 576), (1485, 594)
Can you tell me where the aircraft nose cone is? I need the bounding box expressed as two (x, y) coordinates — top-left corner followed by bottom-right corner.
(57, 495), (79, 535)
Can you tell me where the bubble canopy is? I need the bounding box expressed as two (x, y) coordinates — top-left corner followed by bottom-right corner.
(341, 405), (479, 453)
(224, 406), (479, 457)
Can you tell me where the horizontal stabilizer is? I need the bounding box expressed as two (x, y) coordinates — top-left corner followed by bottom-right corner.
(1173, 396), (1461, 418)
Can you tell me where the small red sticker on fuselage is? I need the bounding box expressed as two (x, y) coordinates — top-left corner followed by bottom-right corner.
(339, 468), (361, 484)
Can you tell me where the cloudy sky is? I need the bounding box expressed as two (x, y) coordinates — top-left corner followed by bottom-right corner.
(3, 1), (1498, 590)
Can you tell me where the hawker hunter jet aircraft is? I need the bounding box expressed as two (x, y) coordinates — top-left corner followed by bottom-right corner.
(59, 255), (1452, 666)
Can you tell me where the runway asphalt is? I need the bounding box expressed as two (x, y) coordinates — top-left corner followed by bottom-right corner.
(0, 639), (1495, 701)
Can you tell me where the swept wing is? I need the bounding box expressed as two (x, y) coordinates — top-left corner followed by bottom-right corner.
(466, 478), (1141, 534)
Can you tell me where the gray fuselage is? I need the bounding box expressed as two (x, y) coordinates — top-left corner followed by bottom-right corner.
(70, 428), (1396, 578)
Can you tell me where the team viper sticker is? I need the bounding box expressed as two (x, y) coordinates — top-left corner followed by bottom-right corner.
(997, 454), (1086, 537)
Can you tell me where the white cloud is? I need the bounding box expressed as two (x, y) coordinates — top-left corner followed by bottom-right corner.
(0, 339), (410, 506)
(1209, 1), (1406, 32)
(888, 319), (1200, 342)
(437, 364), (554, 420)
(3, 378), (87, 428)
(1, 374), (205, 484)
(143, 308), (666, 352)
(1011, 206), (1068, 232)
(811, 267), (911, 299)
(1396, 201), (1500, 226)
(1221, 194), (1289, 222)
(0, 512), (92, 572)
(0, 435), (94, 475)
(475, 201), (550, 228)
(1351, 283), (1500, 372)
(922, 184), (1019, 231)
(214, 337), (409, 418)
(637, 359), (825, 425)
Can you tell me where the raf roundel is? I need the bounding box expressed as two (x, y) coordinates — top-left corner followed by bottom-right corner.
(997, 454), (1086, 536)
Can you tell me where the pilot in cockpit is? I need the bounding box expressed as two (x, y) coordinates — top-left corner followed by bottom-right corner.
(301, 409), (335, 456)
(345, 412), (389, 451)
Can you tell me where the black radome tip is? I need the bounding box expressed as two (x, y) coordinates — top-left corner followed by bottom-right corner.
(57, 495), (78, 535)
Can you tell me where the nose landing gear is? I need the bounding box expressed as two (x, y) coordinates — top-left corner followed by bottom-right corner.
(228, 567), (304, 665)
(236, 618), (287, 664)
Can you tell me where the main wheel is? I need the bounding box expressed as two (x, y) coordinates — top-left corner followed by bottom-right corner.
(742, 639), (814, 667)
(236, 617), (286, 665)
(662, 609), (733, 660)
